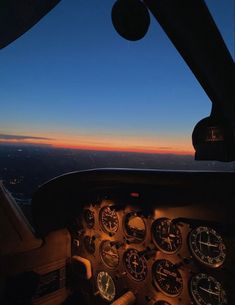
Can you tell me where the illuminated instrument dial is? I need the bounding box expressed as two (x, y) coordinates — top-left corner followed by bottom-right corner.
(189, 226), (226, 267)
(190, 273), (227, 305)
(83, 235), (95, 254)
(83, 209), (95, 228)
(100, 240), (119, 269)
(123, 248), (147, 281)
(152, 259), (183, 297)
(99, 206), (119, 234)
(152, 218), (182, 253)
(96, 271), (116, 302)
(124, 211), (146, 241)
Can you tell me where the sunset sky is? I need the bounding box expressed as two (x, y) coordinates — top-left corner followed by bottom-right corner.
(0, 0), (234, 154)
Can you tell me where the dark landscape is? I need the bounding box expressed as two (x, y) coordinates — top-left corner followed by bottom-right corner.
(1, 143), (234, 204)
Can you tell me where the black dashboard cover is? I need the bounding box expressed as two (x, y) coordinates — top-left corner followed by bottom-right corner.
(31, 169), (235, 237)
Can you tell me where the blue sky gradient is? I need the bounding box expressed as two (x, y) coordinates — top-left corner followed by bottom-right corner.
(0, 0), (234, 153)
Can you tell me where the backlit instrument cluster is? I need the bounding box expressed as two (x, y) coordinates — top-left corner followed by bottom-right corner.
(71, 200), (228, 305)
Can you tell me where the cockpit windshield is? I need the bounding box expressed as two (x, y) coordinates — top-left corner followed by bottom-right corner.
(0, 0), (234, 205)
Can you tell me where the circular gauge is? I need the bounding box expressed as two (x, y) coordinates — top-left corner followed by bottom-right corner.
(189, 226), (226, 268)
(97, 271), (116, 302)
(83, 209), (95, 228)
(152, 218), (182, 253)
(154, 302), (171, 305)
(124, 212), (146, 241)
(190, 273), (227, 305)
(99, 206), (119, 234)
(123, 248), (147, 281)
(100, 240), (119, 269)
(152, 259), (183, 297)
(83, 235), (95, 254)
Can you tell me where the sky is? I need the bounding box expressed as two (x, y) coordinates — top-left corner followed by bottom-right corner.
(0, 0), (234, 154)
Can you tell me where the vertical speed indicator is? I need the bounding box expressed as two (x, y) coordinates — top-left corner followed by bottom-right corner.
(190, 273), (227, 305)
(123, 248), (148, 281)
(152, 259), (183, 297)
(152, 218), (182, 253)
(189, 226), (226, 267)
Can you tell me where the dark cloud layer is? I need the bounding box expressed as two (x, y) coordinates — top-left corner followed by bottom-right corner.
(0, 134), (53, 141)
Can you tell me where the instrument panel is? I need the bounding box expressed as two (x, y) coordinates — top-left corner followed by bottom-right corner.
(31, 170), (235, 305)
(70, 196), (231, 305)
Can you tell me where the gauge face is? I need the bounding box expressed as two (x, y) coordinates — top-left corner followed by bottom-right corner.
(83, 209), (95, 228)
(97, 271), (116, 302)
(189, 226), (226, 268)
(100, 240), (119, 269)
(99, 206), (119, 234)
(152, 259), (183, 297)
(123, 248), (147, 281)
(124, 212), (146, 241)
(190, 273), (227, 305)
(152, 218), (182, 253)
(83, 235), (95, 254)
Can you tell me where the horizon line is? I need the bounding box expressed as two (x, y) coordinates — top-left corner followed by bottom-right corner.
(0, 139), (194, 156)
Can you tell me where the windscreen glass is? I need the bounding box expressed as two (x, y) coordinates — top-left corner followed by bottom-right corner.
(0, 0), (234, 205)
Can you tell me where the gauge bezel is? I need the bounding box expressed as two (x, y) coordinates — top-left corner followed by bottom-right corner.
(123, 211), (147, 242)
(96, 271), (116, 302)
(151, 217), (182, 254)
(190, 273), (227, 305)
(99, 205), (119, 234)
(188, 226), (226, 268)
(123, 248), (148, 281)
(100, 240), (120, 269)
(152, 259), (183, 297)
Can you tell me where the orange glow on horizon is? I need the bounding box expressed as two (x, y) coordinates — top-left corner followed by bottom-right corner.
(0, 136), (194, 155)
(51, 142), (193, 155)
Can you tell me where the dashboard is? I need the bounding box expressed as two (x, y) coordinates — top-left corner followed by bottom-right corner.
(31, 169), (235, 305)
(70, 195), (230, 305)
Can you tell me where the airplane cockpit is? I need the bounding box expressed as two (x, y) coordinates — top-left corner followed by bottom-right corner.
(0, 1), (234, 305)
